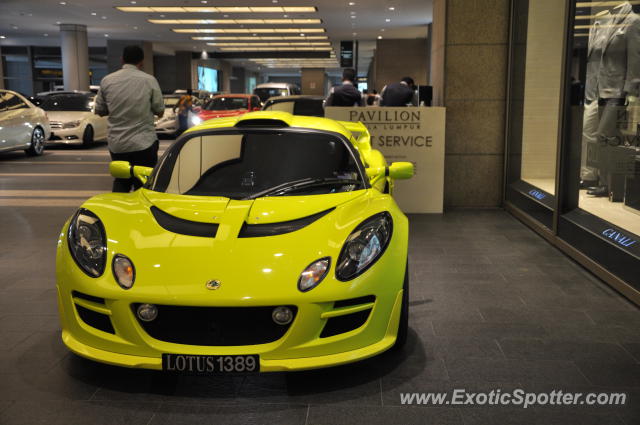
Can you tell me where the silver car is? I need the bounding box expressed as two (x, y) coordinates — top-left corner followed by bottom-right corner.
(0, 89), (51, 156)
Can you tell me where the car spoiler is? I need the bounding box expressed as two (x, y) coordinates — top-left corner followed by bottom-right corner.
(337, 120), (372, 156)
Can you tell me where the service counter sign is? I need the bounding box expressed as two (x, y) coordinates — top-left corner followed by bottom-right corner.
(326, 107), (446, 213)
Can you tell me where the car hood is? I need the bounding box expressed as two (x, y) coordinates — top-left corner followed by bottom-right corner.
(47, 111), (91, 121)
(199, 110), (248, 119)
(73, 189), (390, 301)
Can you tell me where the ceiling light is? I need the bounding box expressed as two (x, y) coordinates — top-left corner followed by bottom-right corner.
(192, 35), (328, 40)
(207, 42), (330, 46)
(102, 16), (107, 19)
(91, 12), (97, 15)
(349, 2), (355, 5)
(378, 35), (382, 39)
(0, 36), (5, 39)
(59, 1), (66, 4)
(381, 28), (385, 31)
(43, 33), (49, 36)
(351, 16), (356, 19)
(389, 6), (395, 10)
(130, 0), (137, 3)
(272, 0), (278, 3)
(385, 18), (391, 22)
(201, 0), (208, 3)
(283, 14), (288, 18)
(148, 19), (322, 24)
(160, 14), (165, 17)
(104, 34), (109, 37)
(116, 6), (318, 13)
(56, 21), (61, 25)
(173, 28), (325, 33)
(133, 26), (139, 29)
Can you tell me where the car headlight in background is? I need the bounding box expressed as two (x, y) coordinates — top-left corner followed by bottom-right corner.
(67, 209), (107, 277)
(298, 257), (330, 292)
(190, 115), (202, 126)
(112, 254), (135, 289)
(62, 120), (81, 129)
(336, 212), (393, 281)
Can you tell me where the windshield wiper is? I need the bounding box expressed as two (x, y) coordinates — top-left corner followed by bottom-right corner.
(244, 177), (363, 200)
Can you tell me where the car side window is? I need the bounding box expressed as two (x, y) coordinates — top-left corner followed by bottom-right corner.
(0, 92), (8, 111)
(2, 93), (25, 111)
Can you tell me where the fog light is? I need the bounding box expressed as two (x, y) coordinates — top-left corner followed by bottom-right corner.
(137, 303), (158, 322)
(297, 257), (330, 292)
(113, 254), (135, 289)
(272, 306), (293, 325)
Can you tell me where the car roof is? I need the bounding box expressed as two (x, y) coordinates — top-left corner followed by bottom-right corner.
(187, 111), (352, 139)
(36, 91), (93, 97)
(265, 95), (324, 103)
(255, 83), (297, 89)
(212, 93), (252, 99)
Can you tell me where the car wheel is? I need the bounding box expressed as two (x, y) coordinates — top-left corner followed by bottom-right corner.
(393, 262), (409, 350)
(25, 127), (45, 156)
(82, 125), (94, 147)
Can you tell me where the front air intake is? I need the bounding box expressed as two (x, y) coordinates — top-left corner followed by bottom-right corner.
(238, 208), (334, 238)
(150, 206), (219, 238)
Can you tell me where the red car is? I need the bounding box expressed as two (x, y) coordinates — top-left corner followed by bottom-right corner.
(198, 94), (262, 121)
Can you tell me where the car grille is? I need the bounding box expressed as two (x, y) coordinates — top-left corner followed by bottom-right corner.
(132, 304), (296, 346)
(50, 121), (63, 129)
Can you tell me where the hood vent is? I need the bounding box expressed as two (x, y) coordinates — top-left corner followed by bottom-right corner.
(235, 118), (289, 128)
(150, 206), (219, 238)
(238, 208), (334, 238)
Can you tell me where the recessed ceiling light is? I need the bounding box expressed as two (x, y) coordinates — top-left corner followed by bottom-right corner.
(101, 16), (107, 19)
(59, 1), (66, 5)
(385, 18), (391, 22)
(352, 32), (357, 36)
(348, 2), (355, 5)
(133, 26), (139, 29)
(350, 11), (356, 14)
(351, 16), (356, 19)
(381, 28), (385, 31)
(91, 12), (97, 15)
(56, 21), (61, 25)
(160, 14), (165, 17)
(43, 33), (49, 37)
(378, 36), (382, 39)
(130, 0), (137, 3)
(11, 25), (18, 30)
(300, 33), (305, 36)
(201, 0), (208, 3)
(104, 34), (109, 37)
(272, 0), (278, 3)
(117, 6), (318, 13)
(0, 35), (6, 39)
(223, 15), (229, 17)
(389, 7), (395, 11)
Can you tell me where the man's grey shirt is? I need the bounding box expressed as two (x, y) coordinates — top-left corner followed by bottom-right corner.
(95, 64), (164, 153)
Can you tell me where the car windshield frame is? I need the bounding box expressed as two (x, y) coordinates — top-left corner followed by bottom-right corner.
(37, 94), (93, 112)
(204, 97), (249, 111)
(146, 127), (370, 198)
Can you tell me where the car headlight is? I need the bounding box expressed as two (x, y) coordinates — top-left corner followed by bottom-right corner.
(190, 115), (202, 126)
(67, 209), (107, 277)
(298, 257), (330, 292)
(112, 254), (135, 289)
(62, 120), (81, 129)
(336, 212), (393, 281)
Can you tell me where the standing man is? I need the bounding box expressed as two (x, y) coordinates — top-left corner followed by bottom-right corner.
(325, 68), (363, 107)
(95, 45), (165, 193)
(380, 77), (418, 107)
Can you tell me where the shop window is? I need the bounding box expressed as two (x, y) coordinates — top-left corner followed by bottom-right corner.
(506, 0), (568, 228)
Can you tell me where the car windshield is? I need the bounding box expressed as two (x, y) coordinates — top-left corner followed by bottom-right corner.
(164, 97), (181, 107)
(204, 97), (249, 111)
(149, 130), (365, 199)
(254, 88), (288, 102)
(38, 94), (93, 111)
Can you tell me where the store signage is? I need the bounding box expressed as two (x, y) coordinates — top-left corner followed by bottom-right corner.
(528, 189), (547, 200)
(340, 41), (354, 68)
(602, 228), (637, 248)
(326, 106), (446, 213)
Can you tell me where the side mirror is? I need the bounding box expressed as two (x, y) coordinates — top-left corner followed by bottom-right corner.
(109, 161), (153, 184)
(388, 162), (414, 180)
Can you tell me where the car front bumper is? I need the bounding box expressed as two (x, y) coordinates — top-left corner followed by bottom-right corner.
(48, 127), (83, 144)
(155, 119), (177, 135)
(56, 280), (403, 372)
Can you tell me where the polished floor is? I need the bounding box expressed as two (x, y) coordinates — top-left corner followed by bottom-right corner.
(0, 141), (639, 425)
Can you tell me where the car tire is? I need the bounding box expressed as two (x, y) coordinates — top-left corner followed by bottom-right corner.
(82, 125), (94, 147)
(25, 127), (45, 156)
(393, 262), (409, 350)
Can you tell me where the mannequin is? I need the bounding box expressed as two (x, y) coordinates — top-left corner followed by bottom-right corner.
(582, 1), (640, 197)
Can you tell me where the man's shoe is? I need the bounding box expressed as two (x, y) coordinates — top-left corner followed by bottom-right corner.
(587, 186), (608, 197)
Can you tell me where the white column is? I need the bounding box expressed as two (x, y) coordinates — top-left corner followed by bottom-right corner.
(60, 24), (89, 91)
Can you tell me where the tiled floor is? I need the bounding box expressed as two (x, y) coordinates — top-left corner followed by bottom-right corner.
(1, 142), (639, 424)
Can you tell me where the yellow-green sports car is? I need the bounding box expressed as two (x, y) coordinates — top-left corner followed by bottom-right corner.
(56, 111), (413, 373)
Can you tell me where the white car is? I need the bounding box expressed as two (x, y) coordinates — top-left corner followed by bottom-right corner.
(155, 94), (202, 137)
(0, 89), (51, 156)
(36, 92), (108, 146)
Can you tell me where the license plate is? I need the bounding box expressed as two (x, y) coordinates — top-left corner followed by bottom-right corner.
(162, 354), (259, 374)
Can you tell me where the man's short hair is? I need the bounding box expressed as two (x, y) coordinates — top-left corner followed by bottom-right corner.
(401, 77), (415, 87)
(342, 68), (356, 82)
(123, 45), (144, 65)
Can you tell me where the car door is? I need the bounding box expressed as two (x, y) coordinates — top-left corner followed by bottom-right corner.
(0, 92), (28, 151)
